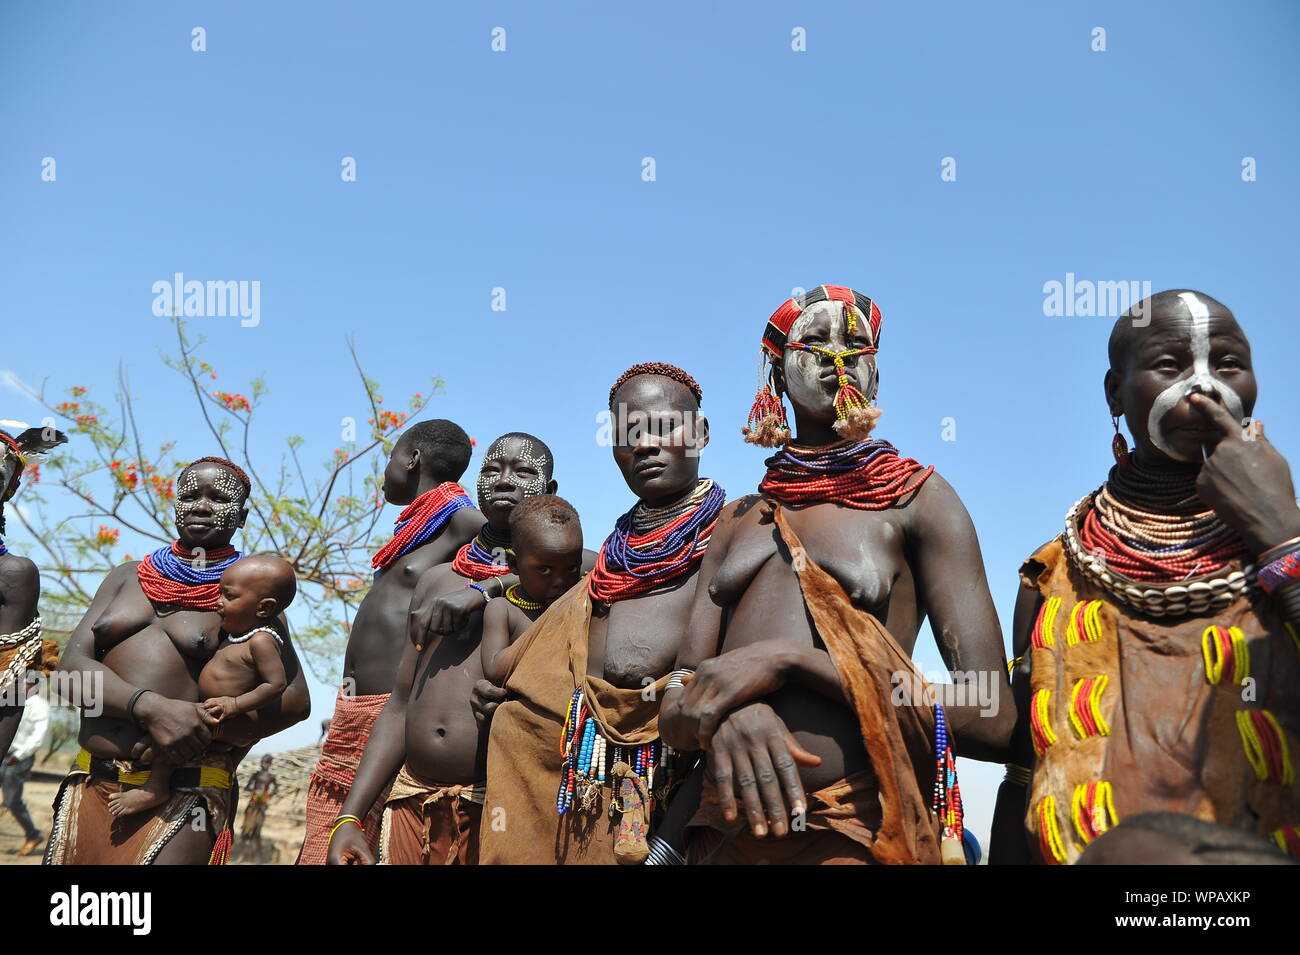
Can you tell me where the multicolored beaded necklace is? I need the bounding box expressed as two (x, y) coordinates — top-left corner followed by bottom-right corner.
(587, 479), (726, 603)
(371, 482), (474, 572)
(504, 583), (543, 612)
(556, 687), (676, 816)
(0, 539), (7, 557)
(759, 439), (933, 510)
(450, 523), (513, 582)
(931, 704), (965, 858)
(136, 541), (242, 611)
(1078, 458), (1245, 582)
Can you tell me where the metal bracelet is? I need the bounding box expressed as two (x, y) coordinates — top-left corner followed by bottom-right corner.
(643, 835), (686, 865)
(665, 667), (695, 692)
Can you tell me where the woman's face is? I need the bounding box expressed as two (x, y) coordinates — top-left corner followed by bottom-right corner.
(1107, 292), (1256, 464)
(174, 463), (248, 548)
(776, 301), (878, 425)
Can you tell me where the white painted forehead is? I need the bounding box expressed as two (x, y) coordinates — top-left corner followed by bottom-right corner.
(1178, 291), (1209, 321)
(789, 300), (846, 339)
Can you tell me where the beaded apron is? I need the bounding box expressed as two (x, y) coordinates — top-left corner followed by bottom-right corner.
(1023, 536), (1300, 863)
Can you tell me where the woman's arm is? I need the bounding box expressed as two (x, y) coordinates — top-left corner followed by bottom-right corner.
(908, 472), (1014, 759)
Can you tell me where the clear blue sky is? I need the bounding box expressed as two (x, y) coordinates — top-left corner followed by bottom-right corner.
(3, 1), (1298, 850)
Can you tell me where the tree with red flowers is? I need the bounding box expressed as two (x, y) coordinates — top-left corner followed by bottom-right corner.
(12, 317), (443, 681)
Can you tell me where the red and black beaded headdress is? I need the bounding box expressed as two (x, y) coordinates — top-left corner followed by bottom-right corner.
(744, 285), (884, 447)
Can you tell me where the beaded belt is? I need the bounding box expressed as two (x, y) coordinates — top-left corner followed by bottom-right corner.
(74, 748), (233, 790)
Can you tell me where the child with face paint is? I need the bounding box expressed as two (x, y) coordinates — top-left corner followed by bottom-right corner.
(991, 290), (1300, 865)
(107, 555), (297, 817)
(328, 433), (596, 865)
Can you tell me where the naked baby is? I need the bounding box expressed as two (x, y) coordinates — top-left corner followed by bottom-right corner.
(106, 554), (296, 816)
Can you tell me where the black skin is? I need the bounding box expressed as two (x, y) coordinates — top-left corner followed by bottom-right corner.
(330, 434), (591, 865)
(0, 432), (59, 758)
(405, 435), (558, 645)
(480, 521), (586, 686)
(57, 462), (311, 863)
(659, 302), (1013, 840)
(988, 293), (1300, 864)
(0, 551), (39, 759)
(341, 431), (484, 696)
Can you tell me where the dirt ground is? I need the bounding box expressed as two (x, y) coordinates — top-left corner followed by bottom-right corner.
(0, 766), (311, 866)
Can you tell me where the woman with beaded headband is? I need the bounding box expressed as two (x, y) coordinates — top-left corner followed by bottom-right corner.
(47, 456), (310, 865)
(0, 425), (66, 761)
(989, 290), (1300, 865)
(660, 285), (1013, 865)
(472, 363), (725, 865)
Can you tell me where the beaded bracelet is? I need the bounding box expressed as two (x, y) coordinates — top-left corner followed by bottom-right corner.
(665, 668), (695, 692)
(467, 582), (493, 603)
(1258, 534), (1300, 565)
(1258, 543), (1300, 596)
(328, 815), (364, 846)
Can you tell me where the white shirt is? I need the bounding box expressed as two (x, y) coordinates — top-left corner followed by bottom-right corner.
(7, 692), (50, 763)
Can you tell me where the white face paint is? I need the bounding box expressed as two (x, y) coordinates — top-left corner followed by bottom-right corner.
(782, 302), (878, 411)
(1145, 292), (1245, 461)
(175, 466), (246, 531)
(477, 437), (550, 506)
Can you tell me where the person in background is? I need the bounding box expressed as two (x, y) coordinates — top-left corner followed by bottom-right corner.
(2, 670), (50, 856)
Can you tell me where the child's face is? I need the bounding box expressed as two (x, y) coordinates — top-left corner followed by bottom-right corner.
(217, 565), (275, 634)
(513, 524), (584, 606)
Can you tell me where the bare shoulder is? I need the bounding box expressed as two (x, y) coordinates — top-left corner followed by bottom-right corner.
(448, 506), (485, 537)
(0, 552), (38, 589)
(482, 595), (510, 626)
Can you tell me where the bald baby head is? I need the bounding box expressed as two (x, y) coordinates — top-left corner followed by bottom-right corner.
(218, 554), (297, 634)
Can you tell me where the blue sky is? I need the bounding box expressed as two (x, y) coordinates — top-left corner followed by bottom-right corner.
(3, 1), (1298, 850)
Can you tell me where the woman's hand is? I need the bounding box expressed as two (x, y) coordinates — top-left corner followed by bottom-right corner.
(327, 821), (374, 865)
(471, 679), (508, 726)
(668, 643), (800, 750)
(408, 583), (486, 648)
(134, 694), (212, 763)
(1191, 394), (1300, 557)
(707, 701), (821, 839)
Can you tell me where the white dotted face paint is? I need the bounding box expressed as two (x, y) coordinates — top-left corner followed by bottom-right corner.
(477, 438), (550, 506)
(1146, 292), (1245, 462)
(175, 466), (246, 531)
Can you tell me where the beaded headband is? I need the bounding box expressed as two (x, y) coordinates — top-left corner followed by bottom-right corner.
(760, 285), (883, 359)
(744, 285), (884, 448)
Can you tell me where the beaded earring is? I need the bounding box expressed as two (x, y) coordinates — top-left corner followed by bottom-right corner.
(742, 355), (790, 447)
(1111, 415), (1130, 467)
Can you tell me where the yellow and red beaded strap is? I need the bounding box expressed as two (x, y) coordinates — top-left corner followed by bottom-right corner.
(1201, 625), (1250, 686)
(1068, 675), (1111, 740)
(1064, 600), (1104, 646)
(1272, 825), (1300, 860)
(1071, 780), (1119, 845)
(1037, 795), (1067, 865)
(1030, 689), (1057, 756)
(1031, 596), (1061, 649)
(1236, 709), (1294, 785)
